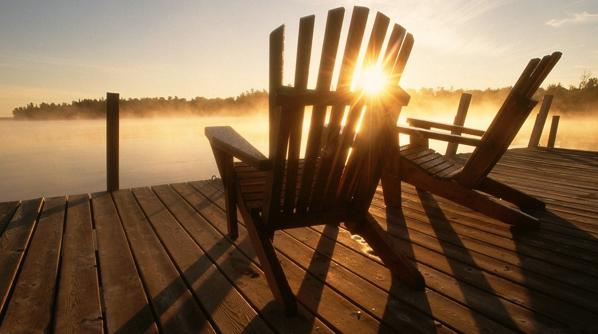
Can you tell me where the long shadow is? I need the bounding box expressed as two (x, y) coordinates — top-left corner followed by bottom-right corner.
(180, 181), (321, 333)
(294, 224), (338, 330)
(513, 202), (598, 331)
(417, 190), (520, 331)
(380, 205), (436, 333)
(115, 183), (281, 333)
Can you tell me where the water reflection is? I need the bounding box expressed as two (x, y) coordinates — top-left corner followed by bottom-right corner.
(0, 110), (595, 202)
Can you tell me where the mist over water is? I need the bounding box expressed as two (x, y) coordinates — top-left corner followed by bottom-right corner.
(0, 105), (596, 202)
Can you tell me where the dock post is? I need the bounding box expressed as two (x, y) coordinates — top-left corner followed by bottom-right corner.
(528, 95), (553, 148)
(106, 92), (119, 191)
(445, 93), (472, 159)
(547, 115), (560, 148)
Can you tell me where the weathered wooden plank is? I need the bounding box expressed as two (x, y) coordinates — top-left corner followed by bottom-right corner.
(283, 14), (314, 214)
(445, 93), (473, 158)
(170, 182), (334, 334)
(371, 192), (598, 279)
(297, 7), (345, 213)
(389, 186), (598, 267)
(0, 198), (42, 321)
(107, 92), (119, 191)
(204, 181), (534, 333)
(0, 197), (65, 333)
(368, 208), (597, 328)
(324, 11), (391, 204)
(528, 95), (553, 148)
(91, 191), (158, 334)
(135, 186), (274, 334)
(272, 231), (453, 333)
(310, 223), (556, 333)
(188, 181), (394, 333)
(112, 189), (216, 334)
(311, 6), (369, 208)
(54, 194), (103, 334)
(0, 202), (19, 237)
(399, 188), (598, 260)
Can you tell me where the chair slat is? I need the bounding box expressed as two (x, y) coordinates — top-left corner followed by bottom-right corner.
(297, 7), (345, 214)
(383, 24), (406, 74)
(263, 25), (286, 223)
(391, 33), (414, 83)
(283, 15), (315, 214)
(310, 6), (369, 210)
(323, 12), (390, 204)
(457, 54), (560, 188)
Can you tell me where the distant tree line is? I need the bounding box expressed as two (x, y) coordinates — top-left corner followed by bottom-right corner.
(407, 74), (598, 115)
(13, 89), (268, 120)
(12, 75), (598, 119)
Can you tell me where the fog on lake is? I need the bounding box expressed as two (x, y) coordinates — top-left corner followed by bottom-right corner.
(1, 111), (595, 202)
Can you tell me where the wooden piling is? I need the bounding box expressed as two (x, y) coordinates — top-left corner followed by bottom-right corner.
(547, 115), (560, 148)
(445, 93), (472, 158)
(106, 92), (119, 191)
(528, 95), (553, 148)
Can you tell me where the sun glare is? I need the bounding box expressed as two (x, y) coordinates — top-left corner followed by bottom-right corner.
(358, 66), (389, 95)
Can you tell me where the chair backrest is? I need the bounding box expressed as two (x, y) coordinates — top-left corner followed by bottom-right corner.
(457, 52), (561, 188)
(263, 6), (414, 223)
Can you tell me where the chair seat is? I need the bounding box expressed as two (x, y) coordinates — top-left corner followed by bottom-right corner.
(400, 144), (463, 179)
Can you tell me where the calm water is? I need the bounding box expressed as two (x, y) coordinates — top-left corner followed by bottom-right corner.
(0, 112), (595, 202)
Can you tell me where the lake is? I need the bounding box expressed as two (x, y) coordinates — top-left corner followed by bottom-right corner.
(1, 111), (595, 202)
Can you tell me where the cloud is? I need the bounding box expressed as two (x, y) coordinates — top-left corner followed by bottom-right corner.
(546, 11), (598, 28)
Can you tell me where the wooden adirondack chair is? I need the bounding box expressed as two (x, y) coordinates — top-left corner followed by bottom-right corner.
(389, 52), (561, 227)
(206, 7), (424, 314)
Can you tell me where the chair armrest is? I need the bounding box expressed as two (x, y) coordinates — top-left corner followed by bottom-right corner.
(397, 125), (481, 146)
(205, 126), (271, 170)
(406, 118), (485, 137)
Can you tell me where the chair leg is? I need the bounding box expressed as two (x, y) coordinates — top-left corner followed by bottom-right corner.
(477, 177), (545, 212)
(237, 198), (297, 315)
(211, 144), (238, 239)
(347, 214), (425, 290)
(221, 158), (238, 239)
(382, 155), (402, 208)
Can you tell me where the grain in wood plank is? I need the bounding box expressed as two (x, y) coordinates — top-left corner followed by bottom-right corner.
(91, 191), (158, 334)
(0, 202), (19, 237)
(0, 197), (65, 333)
(385, 188), (598, 272)
(54, 194), (103, 334)
(204, 181), (529, 333)
(169, 182), (334, 334)
(370, 196), (598, 282)
(186, 182), (392, 333)
(112, 189), (215, 334)
(394, 186), (598, 265)
(306, 225), (548, 333)
(0, 198), (41, 317)
(366, 204), (598, 321)
(272, 231), (451, 333)
(135, 186), (274, 334)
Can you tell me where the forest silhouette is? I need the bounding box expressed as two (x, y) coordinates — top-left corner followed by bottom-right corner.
(11, 75), (598, 120)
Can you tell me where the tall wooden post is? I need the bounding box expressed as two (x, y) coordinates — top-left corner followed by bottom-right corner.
(547, 115), (560, 148)
(106, 92), (119, 191)
(528, 95), (553, 148)
(445, 93), (472, 158)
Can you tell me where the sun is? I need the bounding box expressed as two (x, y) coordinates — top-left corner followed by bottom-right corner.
(357, 65), (389, 95)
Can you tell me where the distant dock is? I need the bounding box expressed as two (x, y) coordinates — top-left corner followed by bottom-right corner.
(0, 147), (597, 332)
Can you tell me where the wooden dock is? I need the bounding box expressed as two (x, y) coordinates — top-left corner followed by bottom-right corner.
(0, 147), (597, 333)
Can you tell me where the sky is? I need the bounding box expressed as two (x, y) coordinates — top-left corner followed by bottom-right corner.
(1, 0), (597, 116)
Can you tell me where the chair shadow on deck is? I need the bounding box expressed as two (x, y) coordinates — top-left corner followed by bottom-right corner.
(416, 190), (520, 331)
(187, 182), (323, 333)
(513, 208), (598, 332)
(380, 206), (436, 333)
